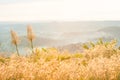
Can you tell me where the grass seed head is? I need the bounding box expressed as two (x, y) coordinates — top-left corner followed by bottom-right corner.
(27, 25), (35, 41)
(10, 29), (19, 45)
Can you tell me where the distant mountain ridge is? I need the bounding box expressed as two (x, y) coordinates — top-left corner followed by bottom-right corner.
(98, 26), (120, 34)
(1, 25), (120, 54)
(97, 26), (120, 40)
(96, 26), (120, 45)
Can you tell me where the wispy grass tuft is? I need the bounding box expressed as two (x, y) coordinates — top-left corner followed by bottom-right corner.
(27, 25), (35, 53)
(10, 29), (20, 56)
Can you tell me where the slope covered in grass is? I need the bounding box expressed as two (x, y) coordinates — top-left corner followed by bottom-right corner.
(0, 40), (120, 80)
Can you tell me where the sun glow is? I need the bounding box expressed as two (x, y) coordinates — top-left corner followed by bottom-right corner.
(0, 0), (120, 21)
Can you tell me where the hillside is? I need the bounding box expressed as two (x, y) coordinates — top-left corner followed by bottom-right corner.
(57, 43), (83, 53)
(98, 26), (120, 37)
(0, 40), (120, 80)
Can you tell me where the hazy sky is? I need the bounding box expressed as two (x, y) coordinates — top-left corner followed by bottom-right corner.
(0, 0), (120, 22)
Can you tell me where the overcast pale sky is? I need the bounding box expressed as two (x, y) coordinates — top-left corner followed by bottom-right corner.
(0, 0), (120, 22)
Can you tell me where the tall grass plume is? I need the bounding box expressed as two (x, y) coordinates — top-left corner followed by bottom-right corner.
(27, 25), (35, 52)
(10, 29), (20, 56)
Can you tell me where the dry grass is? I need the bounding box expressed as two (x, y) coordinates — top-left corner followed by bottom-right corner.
(0, 40), (120, 80)
(10, 29), (20, 56)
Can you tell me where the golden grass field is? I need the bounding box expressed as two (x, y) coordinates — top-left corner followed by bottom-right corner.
(0, 39), (120, 80)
